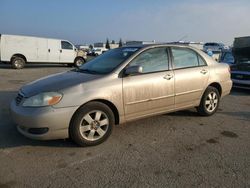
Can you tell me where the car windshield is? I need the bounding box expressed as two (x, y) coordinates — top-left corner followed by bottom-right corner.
(77, 47), (140, 74)
(223, 52), (234, 62)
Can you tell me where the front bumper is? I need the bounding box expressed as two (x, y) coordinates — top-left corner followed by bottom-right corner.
(10, 100), (79, 140)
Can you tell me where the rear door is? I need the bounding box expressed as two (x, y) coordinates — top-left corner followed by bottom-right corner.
(171, 47), (209, 109)
(36, 38), (48, 62)
(60, 41), (76, 63)
(122, 47), (175, 120)
(48, 39), (60, 62)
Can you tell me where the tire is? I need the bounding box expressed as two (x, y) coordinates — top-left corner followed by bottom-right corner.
(197, 86), (220, 116)
(11, 57), (25, 69)
(74, 57), (85, 67)
(69, 102), (114, 146)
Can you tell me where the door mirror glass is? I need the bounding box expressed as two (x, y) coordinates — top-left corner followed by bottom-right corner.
(125, 65), (143, 75)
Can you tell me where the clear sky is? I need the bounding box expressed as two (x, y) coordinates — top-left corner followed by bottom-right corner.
(0, 0), (249, 45)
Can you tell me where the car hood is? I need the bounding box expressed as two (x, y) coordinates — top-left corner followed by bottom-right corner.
(21, 70), (103, 97)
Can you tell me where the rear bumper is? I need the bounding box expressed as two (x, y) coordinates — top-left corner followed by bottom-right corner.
(10, 100), (79, 140)
(232, 79), (250, 89)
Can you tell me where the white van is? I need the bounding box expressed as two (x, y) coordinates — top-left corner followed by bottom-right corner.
(0, 34), (87, 69)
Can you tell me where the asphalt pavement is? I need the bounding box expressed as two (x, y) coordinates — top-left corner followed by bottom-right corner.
(0, 63), (249, 188)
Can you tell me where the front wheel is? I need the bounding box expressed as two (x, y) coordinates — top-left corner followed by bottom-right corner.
(74, 57), (85, 67)
(197, 86), (220, 116)
(69, 102), (114, 146)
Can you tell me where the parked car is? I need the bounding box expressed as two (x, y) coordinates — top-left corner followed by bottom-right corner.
(219, 50), (235, 65)
(0, 34), (87, 69)
(10, 44), (232, 146)
(231, 36), (250, 89)
(203, 42), (227, 53)
(92, 48), (107, 56)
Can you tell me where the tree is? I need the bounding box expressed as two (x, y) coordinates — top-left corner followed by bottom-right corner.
(105, 38), (110, 50)
(89, 44), (93, 50)
(111, 40), (115, 44)
(119, 38), (123, 47)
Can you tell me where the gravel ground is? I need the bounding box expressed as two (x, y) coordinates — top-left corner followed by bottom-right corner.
(0, 63), (249, 188)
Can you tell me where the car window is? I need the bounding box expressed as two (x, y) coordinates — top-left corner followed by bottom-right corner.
(198, 55), (207, 66)
(223, 52), (234, 62)
(172, 48), (199, 69)
(61, 41), (73, 50)
(128, 47), (169, 73)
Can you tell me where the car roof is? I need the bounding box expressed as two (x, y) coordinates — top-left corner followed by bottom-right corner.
(123, 43), (191, 49)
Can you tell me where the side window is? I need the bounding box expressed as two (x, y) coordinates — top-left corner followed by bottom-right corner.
(128, 47), (169, 74)
(198, 55), (207, 66)
(61, 41), (73, 50)
(172, 48), (199, 69)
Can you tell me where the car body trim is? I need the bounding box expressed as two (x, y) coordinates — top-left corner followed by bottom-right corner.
(126, 94), (175, 105)
(175, 89), (203, 96)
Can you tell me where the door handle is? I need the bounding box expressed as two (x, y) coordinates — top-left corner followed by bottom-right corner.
(59, 49), (62, 53)
(48, 49), (50, 53)
(164, 74), (173, 80)
(200, 69), (208, 74)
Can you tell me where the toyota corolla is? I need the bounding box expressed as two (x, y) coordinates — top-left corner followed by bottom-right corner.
(10, 44), (232, 146)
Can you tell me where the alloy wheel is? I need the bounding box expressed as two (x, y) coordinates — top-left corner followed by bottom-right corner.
(79, 110), (109, 141)
(205, 91), (218, 112)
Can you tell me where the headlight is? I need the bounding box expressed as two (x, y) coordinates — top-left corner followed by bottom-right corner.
(22, 92), (62, 107)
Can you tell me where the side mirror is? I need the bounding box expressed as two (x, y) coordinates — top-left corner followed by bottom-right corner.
(125, 66), (143, 75)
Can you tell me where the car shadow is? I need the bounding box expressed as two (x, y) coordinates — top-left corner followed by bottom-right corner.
(167, 109), (199, 117)
(0, 90), (78, 149)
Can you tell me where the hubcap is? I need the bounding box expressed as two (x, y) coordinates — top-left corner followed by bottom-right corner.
(76, 59), (83, 67)
(79, 110), (109, 141)
(205, 91), (218, 112)
(14, 60), (22, 68)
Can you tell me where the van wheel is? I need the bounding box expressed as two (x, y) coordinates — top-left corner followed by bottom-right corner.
(11, 57), (25, 69)
(197, 86), (220, 116)
(74, 57), (85, 67)
(69, 102), (114, 146)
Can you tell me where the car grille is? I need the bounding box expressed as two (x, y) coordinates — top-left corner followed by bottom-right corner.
(15, 93), (24, 105)
(231, 73), (250, 80)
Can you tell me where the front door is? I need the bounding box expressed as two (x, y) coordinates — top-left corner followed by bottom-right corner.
(122, 47), (175, 121)
(171, 47), (209, 109)
(60, 41), (76, 63)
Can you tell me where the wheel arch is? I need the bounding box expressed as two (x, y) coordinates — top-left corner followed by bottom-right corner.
(70, 99), (120, 127)
(208, 82), (222, 96)
(74, 56), (86, 63)
(11, 54), (27, 63)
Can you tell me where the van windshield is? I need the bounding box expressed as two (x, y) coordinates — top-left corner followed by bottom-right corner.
(78, 47), (140, 74)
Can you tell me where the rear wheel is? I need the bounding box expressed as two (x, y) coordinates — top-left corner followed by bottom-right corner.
(11, 57), (25, 69)
(197, 86), (220, 116)
(69, 102), (114, 146)
(74, 57), (85, 67)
